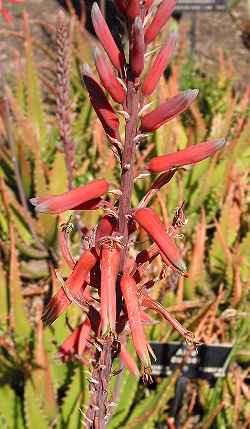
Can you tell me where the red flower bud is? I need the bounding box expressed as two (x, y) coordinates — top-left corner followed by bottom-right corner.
(100, 242), (120, 335)
(141, 89), (198, 132)
(94, 47), (126, 104)
(30, 179), (109, 214)
(120, 274), (151, 371)
(120, 344), (140, 377)
(133, 208), (186, 272)
(114, 0), (127, 13)
(82, 65), (121, 139)
(126, 0), (140, 20)
(42, 249), (97, 325)
(91, 2), (125, 71)
(144, 0), (176, 45)
(95, 215), (117, 254)
(130, 17), (145, 77)
(144, 0), (154, 9)
(142, 33), (176, 96)
(58, 319), (91, 362)
(148, 139), (226, 172)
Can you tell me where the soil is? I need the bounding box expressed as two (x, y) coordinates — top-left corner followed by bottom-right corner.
(0, 0), (249, 88)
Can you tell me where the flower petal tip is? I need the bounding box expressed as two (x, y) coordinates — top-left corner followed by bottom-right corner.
(29, 197), (39, 206)
(187, 88), (199, 99)
(216, 138), (226, 148)
(178, 260), (187, 273)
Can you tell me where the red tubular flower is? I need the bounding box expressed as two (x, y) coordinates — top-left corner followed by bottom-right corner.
(148, 139), (226, 173)
(120, 343), (140, 377)
(130, 17), (145, 78)
(120, 274), (151, 371)
(42, 249), (98, 325)
(95, 215), (117, 254)
(91, 2), (125, 71)
(141, 89), (198, 132)
(142, 33), (177, 96)
(133, 208), (186, 272)
(58, 319), (91, 362)
(100, 242), (120, 335)
(144, 0), (176, 45)
(141, 293), (195, 343)
(77, 319), (91, 355)
(82, 66), (121, 139)
(94, 48), (126, 104)
(144, 0), (154, 9)
(126, 0), (140, 20)
(30, 179), (109, 214)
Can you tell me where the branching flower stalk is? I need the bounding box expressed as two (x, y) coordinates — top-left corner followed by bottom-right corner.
(31, 1), (226, 428)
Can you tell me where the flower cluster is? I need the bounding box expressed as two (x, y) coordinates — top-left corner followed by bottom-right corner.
(31, 0), (225, 424)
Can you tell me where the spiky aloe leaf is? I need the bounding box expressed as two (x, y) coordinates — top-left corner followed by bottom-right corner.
(48, 151), (68, 195)
(34, 144), (57, 245)
(23, 11), (46, 151)
(109, 345), (139, 429)
(10, 206), (33, 245)
(33, 319), (58, 421)
(238, 232), (250, 281)
(0, 385), (25, 429)
(0, 260), (8, 321)
(57, 366), (88, 429)
(9, 225), (31, 337)
(123, 372), (178, 429)
(43, 327), (68, 389)
(18, 142), (32, 197)
(24, 379), (49, 429)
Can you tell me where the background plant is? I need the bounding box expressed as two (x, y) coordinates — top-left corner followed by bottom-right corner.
(0, 3), (249, 429)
